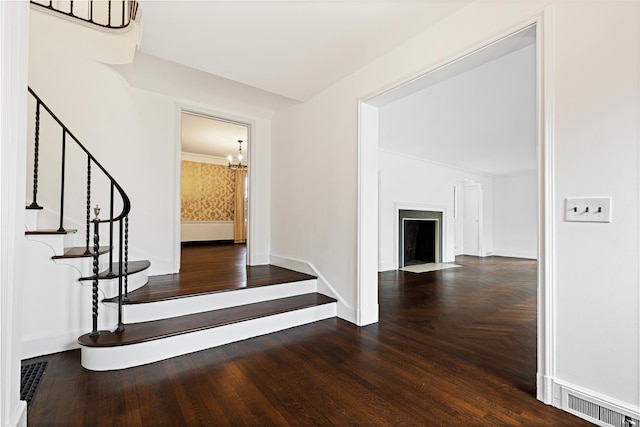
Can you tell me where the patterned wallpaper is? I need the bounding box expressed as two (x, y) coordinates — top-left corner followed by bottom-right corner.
(181, 161), (235, 221)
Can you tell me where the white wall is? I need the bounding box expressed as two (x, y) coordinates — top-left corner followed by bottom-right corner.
(271, 0), (639, 415)
(23, 8), (278, 357)
(551, 1), (639, 409)
(378, 150), (494, 270)
(493, 172), (537, 259)
(28, 9), (274, 274)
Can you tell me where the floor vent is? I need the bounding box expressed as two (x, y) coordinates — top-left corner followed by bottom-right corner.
(21, 361), (48, 407)
(568, 393), (639, 427)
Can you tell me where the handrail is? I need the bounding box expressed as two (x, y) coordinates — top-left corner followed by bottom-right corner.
(28, 86), (130, 336)
(27, 87), (131, 223)
(30, 0), (138, 30)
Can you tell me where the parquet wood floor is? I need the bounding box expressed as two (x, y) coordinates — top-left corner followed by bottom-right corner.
(24, 250), (590, 426)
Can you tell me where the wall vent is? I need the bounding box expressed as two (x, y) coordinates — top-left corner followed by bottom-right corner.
(567, 393), (639, 427)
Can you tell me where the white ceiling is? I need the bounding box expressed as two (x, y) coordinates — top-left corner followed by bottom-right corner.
(142, 2), (535, 173)
(181, 113), (249, 159)
(378, 27), (537, 176)
(138, 1), (472, 102)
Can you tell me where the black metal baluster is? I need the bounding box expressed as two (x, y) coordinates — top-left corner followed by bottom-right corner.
(121, 1), (125, 27)
(85, 157), (91, 254)
(58, 130), (66, 232)
(90, 219), (100, 337)
(89, 0), (93, 23)
(124, 215), (129, 300)
(108, 182), (114, 276)
(116, 219), (124, 332)
(108, 1), (112, 27)
(69, 1), (73, 17)
(28, 101), (41, 209)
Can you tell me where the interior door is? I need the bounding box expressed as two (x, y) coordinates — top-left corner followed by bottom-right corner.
(463, 184), (482, 256)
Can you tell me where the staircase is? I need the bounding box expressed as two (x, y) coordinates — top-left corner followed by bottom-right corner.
(25, 0), (338, 370)
(25, 85), (337, 371)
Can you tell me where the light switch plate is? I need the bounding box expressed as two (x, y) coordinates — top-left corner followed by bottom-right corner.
(565, 197), (612, 222)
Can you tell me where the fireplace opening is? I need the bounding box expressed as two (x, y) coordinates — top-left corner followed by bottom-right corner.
(403, 219), (437, 266)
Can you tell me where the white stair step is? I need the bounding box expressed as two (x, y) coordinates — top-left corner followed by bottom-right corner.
(79, 293), (337, 371)
(105, 278), (317, 323)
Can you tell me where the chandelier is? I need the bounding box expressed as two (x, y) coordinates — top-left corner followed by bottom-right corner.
(227, 139), (247, 170)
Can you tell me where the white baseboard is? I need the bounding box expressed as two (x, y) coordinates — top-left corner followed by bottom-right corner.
(21, 331), (81, 360)
(270, 254), (357, 324)
(492, 249), (538, 259)
(249, 253), (270, 266)
(11, 401), (27, 427)
(378, 260), (396, 272)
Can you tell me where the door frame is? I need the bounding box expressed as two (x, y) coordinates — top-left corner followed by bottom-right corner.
(173, 105), (255, 271)
(461, 182), (483, 257)
(357, 15), (554, 404)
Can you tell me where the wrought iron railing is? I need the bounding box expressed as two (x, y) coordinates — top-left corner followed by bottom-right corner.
(30, 0), (138, 30)
(28, 87), (131, 337)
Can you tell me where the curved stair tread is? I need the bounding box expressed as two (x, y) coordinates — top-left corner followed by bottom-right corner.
(52, 246), (110, 259)
(77, 293), (336, 347)
(121, 265), (317, 304)
(25, 229), (77, 235)
(79, 260), (151, 281)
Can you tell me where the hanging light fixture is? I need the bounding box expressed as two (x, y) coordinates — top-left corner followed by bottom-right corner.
(227, 139), (247, 170)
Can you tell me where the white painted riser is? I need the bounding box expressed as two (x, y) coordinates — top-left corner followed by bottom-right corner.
(81, 302), (337, 371)
(107, 279), (317, 323)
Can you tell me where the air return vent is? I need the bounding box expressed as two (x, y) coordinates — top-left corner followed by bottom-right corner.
(567, 393), (639, 427)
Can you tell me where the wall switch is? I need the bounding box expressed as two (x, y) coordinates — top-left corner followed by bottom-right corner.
(565, 197), (612, 223)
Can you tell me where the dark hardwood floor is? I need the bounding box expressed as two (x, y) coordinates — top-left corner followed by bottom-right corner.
(25, 249), (589, 426)
(114, 244), (316, 304)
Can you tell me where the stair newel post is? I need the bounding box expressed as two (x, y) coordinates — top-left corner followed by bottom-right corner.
(90, 206), (101, 337)
(57, 129), (66, 232)
(108, 182), (114, 276)
(85, 157), (92, 255)
(124, 215), (129, 300)
(116, 218), (125, 332)
(28, 101), (41, 209)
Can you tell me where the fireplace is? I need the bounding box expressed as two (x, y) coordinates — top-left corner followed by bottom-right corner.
(403, 219), (437, 266)
(399, 209), (443, 268)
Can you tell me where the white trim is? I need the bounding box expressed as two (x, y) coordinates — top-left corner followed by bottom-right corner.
(270, 254), (357, 324)
(393, 203), (447, 269)
(492, 249), (538, 260)
(1, 2), (29, 426)
(181, 151), (228, 165)
(538, 10), (555, 405)
(180, 220), (233, 225)
(21, 331), (82, 360)
(174, 104), (257, 270)
(356, 101), (380, 326)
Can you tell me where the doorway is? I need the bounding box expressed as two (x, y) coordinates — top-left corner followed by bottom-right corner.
(461, 181), (483, 257)
(179, 112), (250, 265)
(358, 22), (545, 396)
